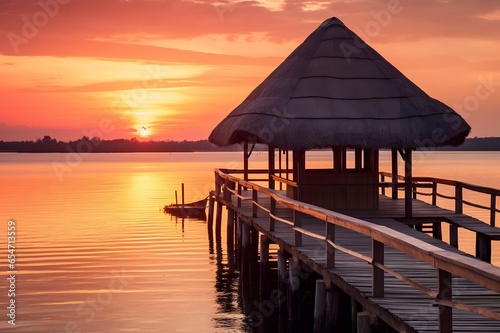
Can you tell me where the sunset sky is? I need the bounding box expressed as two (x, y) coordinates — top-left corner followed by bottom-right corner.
(1, 0), (499, 141)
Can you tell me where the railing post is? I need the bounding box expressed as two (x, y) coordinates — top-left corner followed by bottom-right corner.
(432, 182), (437, 206)
(294, 210), (303, 247)
(391, 148), (398, 199)
(252, 188), (258, 218)
(455, 184), (463, 214)
(224, 178), (230, 202)
(237, 184), (242, 207)
(450, 184), (463, 248)
(490, 194), (496, 227)
(438, 269), (452, 333)
(326, 223), (335, 268)
(412, 183), (417, 199)
(372, 240), (384, 298)
(404, 148), (413, 218)
(269, 197), (276, 232)
(215, 171), (221, 196)
(381, 174), (386, 196)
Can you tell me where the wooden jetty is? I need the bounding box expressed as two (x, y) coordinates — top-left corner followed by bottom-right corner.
(208, 168), (500, 333)
(205, 16), (498, 332)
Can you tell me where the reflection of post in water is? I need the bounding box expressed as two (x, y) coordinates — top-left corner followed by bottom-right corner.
(208, 221), (214, 255)
(210, 204), (240, 330)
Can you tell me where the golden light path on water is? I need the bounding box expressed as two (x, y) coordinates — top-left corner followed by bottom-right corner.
(0, 151), (498, 332)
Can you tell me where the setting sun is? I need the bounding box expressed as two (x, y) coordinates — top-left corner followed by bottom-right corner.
(138, 126), (151, 138)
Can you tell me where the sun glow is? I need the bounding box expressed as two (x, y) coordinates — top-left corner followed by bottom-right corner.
(138, 126), (151, 138)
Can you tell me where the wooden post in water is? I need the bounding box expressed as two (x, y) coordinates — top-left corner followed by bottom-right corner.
(260, 235), (269, 298)
(237, 217), (243, 271)
(249, 227), (260, 291)
(277, 249), (288, 328)
(227, 209), (235, 269)
(207, 194), (214, 232)
(357, 311), (371, 333)
(181, 183), (185, 210)
(240, 222), (250, 283)
(288, 260), (301, 333)
(215, 201), (223, 239)
(325, 285), (351, 332)
(313, 280), (326, 333)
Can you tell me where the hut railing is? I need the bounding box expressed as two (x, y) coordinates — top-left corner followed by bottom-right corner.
(380, 172), (500, 227)
(214, 168), (500, 331)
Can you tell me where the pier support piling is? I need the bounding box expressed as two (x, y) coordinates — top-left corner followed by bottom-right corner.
(288, 259), (301, 332)
(260, 235), (270, 298)
(326, 285), (351, 332)
(207, 194), (214, 231)
(357, 311), (371, 333)
(277, 250), (288, 329)
(215, 200), (223, 239)
(314, 280), (326, 333)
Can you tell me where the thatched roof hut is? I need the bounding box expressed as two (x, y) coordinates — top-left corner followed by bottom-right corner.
(209, 17), (470, 150)
(209, 17), (471, 217)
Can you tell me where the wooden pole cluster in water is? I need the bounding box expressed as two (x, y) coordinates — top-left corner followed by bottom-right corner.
(207, 184), (370, 333)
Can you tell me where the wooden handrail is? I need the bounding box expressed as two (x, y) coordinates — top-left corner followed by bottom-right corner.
(379, 171), (499, 227)
(379, 171), (500, 197)
(216, 168), (500, 291)
(219, 169), (498, 227)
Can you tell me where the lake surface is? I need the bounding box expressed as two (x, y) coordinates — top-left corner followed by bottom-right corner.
(0, 151), (498, 332)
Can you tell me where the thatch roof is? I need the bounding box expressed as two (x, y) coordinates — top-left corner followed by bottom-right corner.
(209, 17), (470, 150)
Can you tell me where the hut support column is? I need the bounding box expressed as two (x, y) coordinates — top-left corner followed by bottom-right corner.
(391, 149), (398, 199)
(268, 145), (275, 189)
(244, 142), (249, 181)
(269, 146), (276, 231)
(293, 150), (306, 246)
(403, 148), (413, 218)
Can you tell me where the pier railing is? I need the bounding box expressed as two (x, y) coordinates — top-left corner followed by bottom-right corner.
(214, 168), (500, 331)
(380, 171), (500, 227)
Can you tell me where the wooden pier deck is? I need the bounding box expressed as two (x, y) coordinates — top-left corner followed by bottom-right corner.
(210, 170), (500, 333)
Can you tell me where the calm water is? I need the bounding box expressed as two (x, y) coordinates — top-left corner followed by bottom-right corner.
(0, 151), (498, 332)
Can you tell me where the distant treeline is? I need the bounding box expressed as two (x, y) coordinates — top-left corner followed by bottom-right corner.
(432, 137), (500, 151)
(0, 136), (499, 153)
(0, 136), (241, 153)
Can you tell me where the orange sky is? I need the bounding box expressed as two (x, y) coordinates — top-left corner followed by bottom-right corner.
(1, 0), (499, 141)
